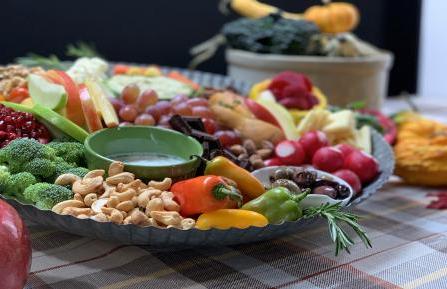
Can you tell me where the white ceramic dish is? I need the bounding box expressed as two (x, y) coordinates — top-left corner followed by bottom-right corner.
(251, 166), (354, 208)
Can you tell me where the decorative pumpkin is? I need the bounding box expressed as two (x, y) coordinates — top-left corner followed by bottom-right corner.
(229, 0), (359, 33)
(304, 2), (360, 34)
(394, 118), (447, 186)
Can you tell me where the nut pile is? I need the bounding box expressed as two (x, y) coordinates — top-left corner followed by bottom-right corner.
(51, 161), (195, 229)
(230, 139), (274, 170)
(0, 65), (44, 96)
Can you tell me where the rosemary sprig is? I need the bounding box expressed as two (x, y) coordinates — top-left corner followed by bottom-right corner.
(303, 203), (372, 256)
(15, 53), (68, 70)
(66, 42), (101, 58)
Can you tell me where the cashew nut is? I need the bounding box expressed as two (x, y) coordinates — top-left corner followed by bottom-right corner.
(61, 207), (93, 216)
(84, 193), (98, 207)
(72, 176), (103, 196)
(148, 178), (172, 191)
(123, 216), (132, 225)
(54, 173), (81, 186)
(129, 209), (149, 225)
(181, 218), (196, 230)
(91, 198), (108, 213)
(107, 196), (120, 208)
(77, 214), (90, 219)
(112, 188), (136, 202)
(74, 193), (84, 203)
(138, 189), (161, 208)
(52, 200), (85, 214)
(123, 179), (147, 191)
(84, 169), (105, 179)
(160, 192), (180, 212)
(141, 218), (158, 227)
(131, 196), (138, 207)
(109, 209), (124, 224)
(145, 198), (164, 216)
(99, 187), (114, 199)
(106, 172), (135, 185)
(91, 213), (108, 222)
(108, 161), (124, 176)
(116, 200), (135, 212)
(150, 211), (182, 226)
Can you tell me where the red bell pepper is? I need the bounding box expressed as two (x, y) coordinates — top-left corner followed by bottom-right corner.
(171, 176), (242, 217)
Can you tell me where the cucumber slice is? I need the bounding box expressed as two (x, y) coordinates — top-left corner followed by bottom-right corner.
(28, 74), (68, 110)
(1, 101), (34, 113)
(32, 104), (89, 142)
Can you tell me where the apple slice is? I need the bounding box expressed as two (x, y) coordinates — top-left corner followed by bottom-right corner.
(27, 74), (67, 110)
(85, 80), (119, 128)
(256, 98), (299, 140)
(32, 104), (89, 142)
(79, 85), (103, 133)
(244, 98), (281, 129)
(45, 70), (85, 127)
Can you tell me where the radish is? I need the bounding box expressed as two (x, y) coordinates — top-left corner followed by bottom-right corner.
(264, 157), (284, 167)
(334, 169), (362, 194)
(298, 131), (329, 162)
(312, 147), (344, 172)
(275, 141), (306, 165)
(334, 144), (358, 159)
(344, 150), (380, 184)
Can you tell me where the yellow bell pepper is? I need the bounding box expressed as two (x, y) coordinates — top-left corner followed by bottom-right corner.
(249, 79), (271, 99)
(195, 209), (268, 230)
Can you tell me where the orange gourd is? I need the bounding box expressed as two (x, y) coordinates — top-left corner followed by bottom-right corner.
(304, 2), (360, 34)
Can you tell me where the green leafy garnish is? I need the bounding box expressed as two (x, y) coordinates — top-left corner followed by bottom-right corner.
(66, 42), (101, 58)
(15, 53), (68, 70)
(303, 203), (372, 256)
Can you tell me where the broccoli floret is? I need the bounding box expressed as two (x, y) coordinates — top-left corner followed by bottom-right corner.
(47, 141), (86, 167)
(23, 183), (73, 210)
(22, 159), (56, 178)
(6, 172), (37, 198)
(1, 138), (56, 164)
(0, 169), (11, 195)
(65, 167), (89, 178)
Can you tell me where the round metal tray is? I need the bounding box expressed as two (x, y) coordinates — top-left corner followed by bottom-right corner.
(1, 68), (395, 247)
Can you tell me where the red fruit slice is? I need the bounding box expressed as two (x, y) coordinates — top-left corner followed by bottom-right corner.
(45, 70), (85, 127)
(244, 98), (281, 128)
(275, 140), (305, 165)
(79, 85), (103, 133)
(279, 97), (312, 110)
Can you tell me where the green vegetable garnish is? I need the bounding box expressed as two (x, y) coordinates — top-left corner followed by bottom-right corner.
(303, 203), (372, 256)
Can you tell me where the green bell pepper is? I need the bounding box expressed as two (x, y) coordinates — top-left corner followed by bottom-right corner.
(241, 187), (309, 224)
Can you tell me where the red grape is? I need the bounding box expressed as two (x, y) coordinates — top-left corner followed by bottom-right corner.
(137, 89), (158, 111)
(119, 121), (133, 127)
(135, 114), (156, 126)
(214, 130), (241, 147)
(119, 105), (138, 122)
(109, 97), (125, 112)
(145, 106), (162, 122)
(171, 95), (188, 105)
(202, 118), (218, 134)
(154, 101), (172, 115)
(121, 84), (140, 104)
(158, 115), (172, 126)
(173, 103), (192, 116)
(187, 98), (209, 107)
(192, 106), (213, 118)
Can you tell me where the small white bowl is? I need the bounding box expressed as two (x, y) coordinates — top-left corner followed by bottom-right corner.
(251, 166), (354, 208)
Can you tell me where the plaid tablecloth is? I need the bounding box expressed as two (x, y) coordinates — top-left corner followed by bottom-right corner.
(25, 97), (447, 289)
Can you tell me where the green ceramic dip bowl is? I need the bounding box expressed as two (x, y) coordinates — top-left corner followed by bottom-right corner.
(84, 126), (203, 181)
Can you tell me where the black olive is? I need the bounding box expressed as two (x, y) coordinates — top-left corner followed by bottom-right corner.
(293, 170), (317, 188)
(272, 168), (290, 181)
(312, 185), (337, 199)
(271, 179), (302, 194)
(336, 184), (351, 199)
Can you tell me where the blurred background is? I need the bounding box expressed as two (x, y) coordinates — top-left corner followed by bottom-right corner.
(0, 0), (433, 97)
